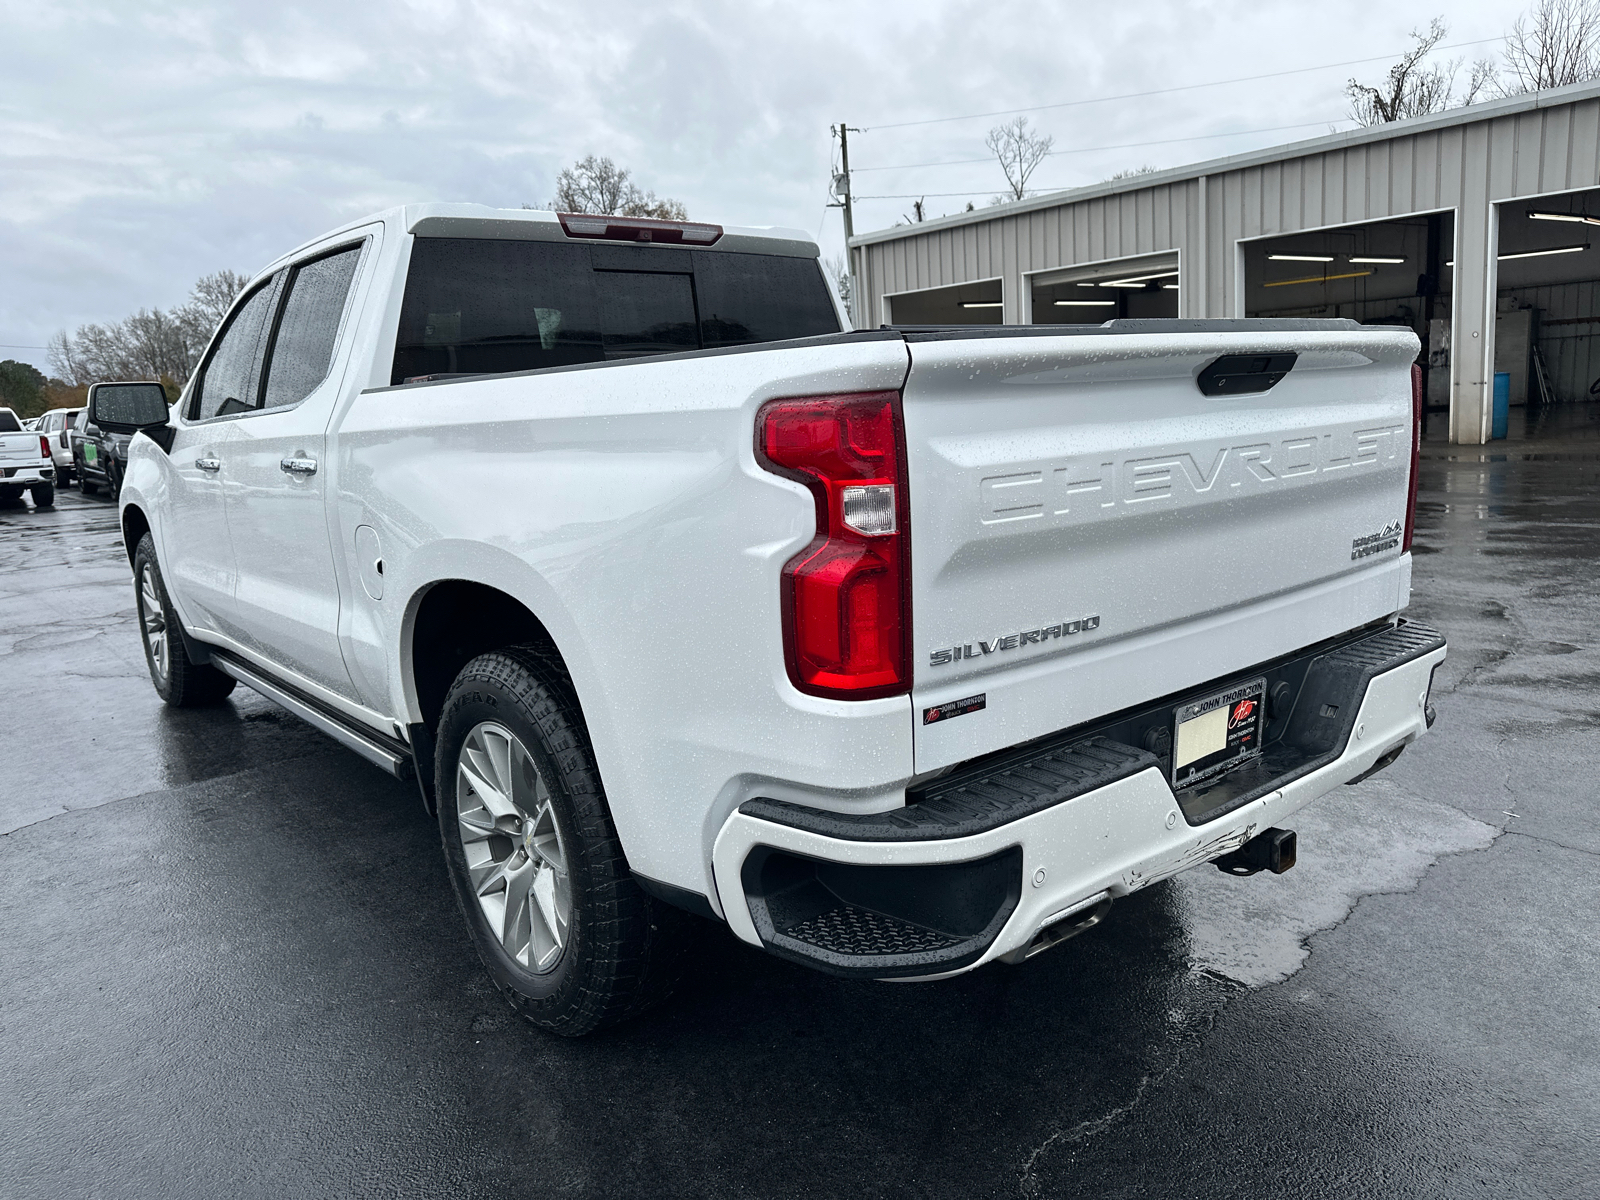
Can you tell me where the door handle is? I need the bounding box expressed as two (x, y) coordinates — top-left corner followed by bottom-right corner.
(195, 457), (221, 472)
(280, 457), (318, 476)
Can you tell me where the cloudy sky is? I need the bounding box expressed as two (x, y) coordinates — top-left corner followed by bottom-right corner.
(1, 0), (1523, 375)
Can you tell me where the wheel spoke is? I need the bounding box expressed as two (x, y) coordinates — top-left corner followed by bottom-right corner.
(529, 863), (567, 970)
(500, 857), (536, 964)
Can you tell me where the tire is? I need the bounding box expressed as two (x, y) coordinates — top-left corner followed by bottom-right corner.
(132, 533), (237, 707)
(80, 476), (99, 495)
(435, 647), (688, 1036)
(31, 482), (54, 508)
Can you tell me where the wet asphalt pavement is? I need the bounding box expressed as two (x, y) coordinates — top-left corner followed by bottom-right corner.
(2, 409), (1598, 1199)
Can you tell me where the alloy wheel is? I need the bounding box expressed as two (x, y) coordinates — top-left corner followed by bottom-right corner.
(138, 563), (168, 683)
(455, 721), (572, 973)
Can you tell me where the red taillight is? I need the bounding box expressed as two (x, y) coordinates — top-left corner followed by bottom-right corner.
(557, 212), (723, 245)
(757, 391), (910, 699)
(1403, 362), (1423, 552)
(40, 436), (51, 460)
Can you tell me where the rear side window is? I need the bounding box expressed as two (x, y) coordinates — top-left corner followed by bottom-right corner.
(391, 237), (838, 385)
(262, 245), (362, 411)
(191, 278), (280, 420)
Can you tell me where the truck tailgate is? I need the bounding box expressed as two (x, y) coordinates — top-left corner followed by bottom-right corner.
(902, 326), (1419, 773)
(0, 432), (43, 465)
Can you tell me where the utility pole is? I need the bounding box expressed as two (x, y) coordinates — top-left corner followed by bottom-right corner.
(831, 123), (862, 327)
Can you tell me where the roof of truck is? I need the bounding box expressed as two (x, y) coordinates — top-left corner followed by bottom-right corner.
(261, 204), (819, 277)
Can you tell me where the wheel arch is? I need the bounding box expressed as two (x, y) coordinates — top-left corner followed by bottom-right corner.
(403, 578), (575, 737)
(122, 503), (152, 569)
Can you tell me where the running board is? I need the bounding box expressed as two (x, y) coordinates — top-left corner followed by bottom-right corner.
(209, 649), (413, 780)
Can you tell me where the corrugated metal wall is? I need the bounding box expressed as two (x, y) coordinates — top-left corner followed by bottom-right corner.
(855, 85), (1600, 442)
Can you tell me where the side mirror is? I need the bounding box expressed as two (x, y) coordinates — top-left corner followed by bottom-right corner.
(87, 382), (171, 432)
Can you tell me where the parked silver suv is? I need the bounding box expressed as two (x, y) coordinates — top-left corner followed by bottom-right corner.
(35, 407), (84, 484)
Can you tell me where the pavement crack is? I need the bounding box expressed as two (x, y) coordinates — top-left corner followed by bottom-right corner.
(1501, 828), (1600, 858)
(1017, 985), (1240, 1197)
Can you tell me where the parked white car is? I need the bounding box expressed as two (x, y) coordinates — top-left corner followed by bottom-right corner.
(0, 407), (55, 506)
(111, 204), (1445, 1034)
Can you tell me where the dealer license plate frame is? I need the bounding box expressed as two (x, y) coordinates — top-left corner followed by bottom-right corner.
(1171, 677), (1267, 791)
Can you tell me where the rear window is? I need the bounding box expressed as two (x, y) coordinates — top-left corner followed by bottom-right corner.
(391, 238), (838, 385)
(0, 410), (21, 433)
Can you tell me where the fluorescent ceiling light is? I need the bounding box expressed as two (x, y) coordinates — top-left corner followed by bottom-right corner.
(1528, 211), (1600, 226)
(1498, 243), (1589, 261)
(1447, 243), (1590, 265)
(1077, 282), (1098, 287)
(1267, 254), (1334, 262)
(1163, 284), (1180, 289)
(1098, 270), (1181, 287)
(1349, 256), (1406, 264)
(1055, 299), (1117, 306)
(958, 301), (1003, 308)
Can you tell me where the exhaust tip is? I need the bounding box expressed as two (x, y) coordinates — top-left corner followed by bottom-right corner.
(1001, 893), (1112, 964)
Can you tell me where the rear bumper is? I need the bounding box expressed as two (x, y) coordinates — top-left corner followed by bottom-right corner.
(1, 464), (54, 484)
(711, 621), (1445, 979)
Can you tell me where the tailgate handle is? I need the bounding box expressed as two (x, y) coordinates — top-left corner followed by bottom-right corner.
(1197, 353), (1297, 397)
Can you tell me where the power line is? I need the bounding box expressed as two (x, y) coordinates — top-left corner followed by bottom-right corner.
(863, 37), (1502, 131)
(856, 120), (1370, 199)
(853, 118), (1346, 174)
(0, 343), (49, 350)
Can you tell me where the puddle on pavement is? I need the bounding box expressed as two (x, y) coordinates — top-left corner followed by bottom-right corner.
(1168, 778), (1495, 987)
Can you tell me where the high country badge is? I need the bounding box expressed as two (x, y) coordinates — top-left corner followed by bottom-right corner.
(1351, 521), (1403, 561)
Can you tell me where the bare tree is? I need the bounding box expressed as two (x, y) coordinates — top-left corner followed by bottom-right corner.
(1105, 165), (1159, 182)
(542, 156), (688, 219)
(181, 270), (249, 342)
(1502, 0), (1600, 92)
(48, 268), (247, 388)
(822, 254), (853, 311)
(985, 117), (1053, 202)
(1346, 18), (1493, 125)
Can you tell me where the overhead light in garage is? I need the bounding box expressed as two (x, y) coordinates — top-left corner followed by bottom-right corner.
(1498, 243), (1589, 261)
(1528, 211), (1600, 226)
(958, 301), (1004, 308)
(1444, 244), (1589, 265)
(1349, 256), (1406, 263)
(1099, 270), (1180, 287)
(1055, 299), (1117, 306)
(1163, 284), (1179, 289)
(1267, 254), (1335, 262)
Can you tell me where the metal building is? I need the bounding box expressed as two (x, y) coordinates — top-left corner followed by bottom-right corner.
(850, 80), (1600, 444)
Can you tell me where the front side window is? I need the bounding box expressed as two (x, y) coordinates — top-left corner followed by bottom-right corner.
(191, 278), (280, 420)
(261, 245), (363, 411)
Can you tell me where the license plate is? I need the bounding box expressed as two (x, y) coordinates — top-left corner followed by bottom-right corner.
(1171, 678), (1266, 790)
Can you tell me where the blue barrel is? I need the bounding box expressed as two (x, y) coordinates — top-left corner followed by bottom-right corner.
(1492, 372), (1510, 439)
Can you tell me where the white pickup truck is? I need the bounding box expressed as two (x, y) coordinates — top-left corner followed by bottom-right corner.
(0, 407), (57, 507)
(109, 204), (1445, 1035)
